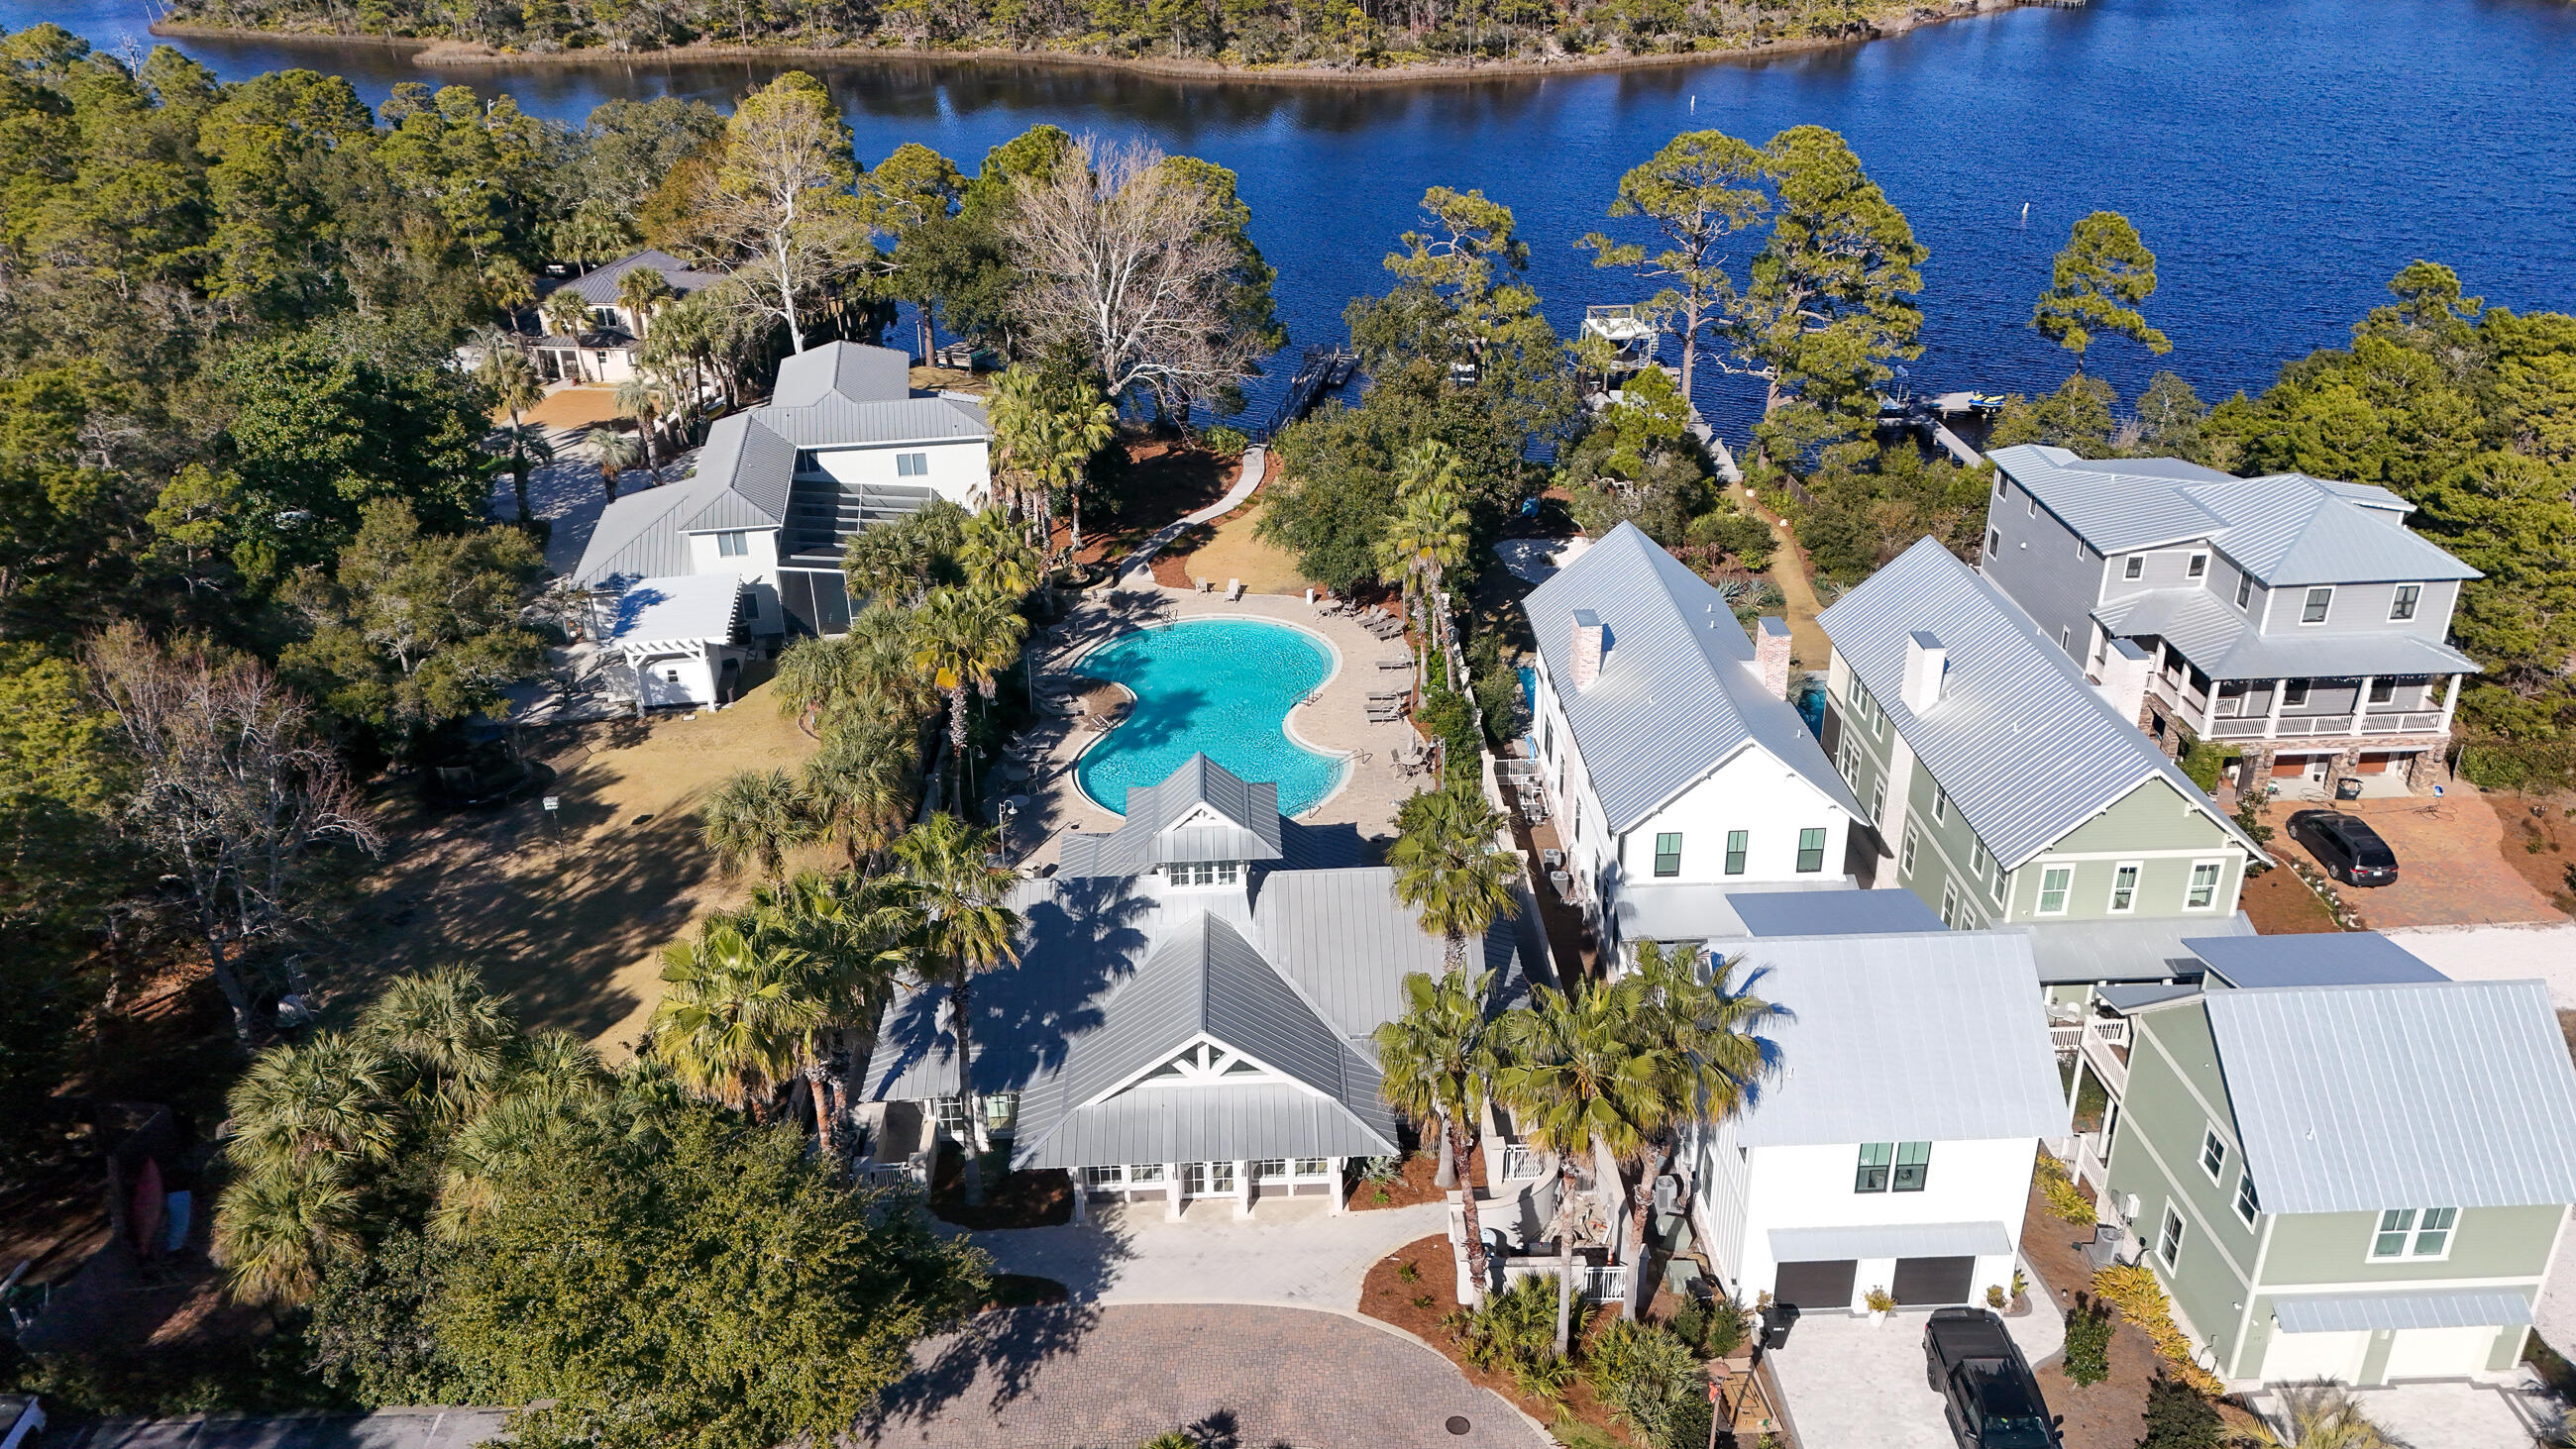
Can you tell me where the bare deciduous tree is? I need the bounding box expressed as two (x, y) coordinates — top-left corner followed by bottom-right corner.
(86, 625), (382, 1047)
(680, 72), (870, 356)
(1002, 136), (1271, 413)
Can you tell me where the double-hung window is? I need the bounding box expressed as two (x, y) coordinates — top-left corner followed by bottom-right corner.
(2186, 861), (2223, 910)
(1795, 827), (1827, 873)
(2236, 573), (2254, 609)
(2234, 1173), (2260, 1226)
(1900, 827), (1920, 877)
(1871, 783), (1887, 825)
(1653, 832), (1682, 878)
(1724, 830), (1748, 876)
(2302, 586), (2334, 624)
(1855, 1142), (1892, 1192)
(2284, 680), (2311, 708)
(2390, 584), (2421, 621)
(2125, 556), (2144, 580)
(715, 530), (750, 557)
(1892, 1141), (1931, 1192)
(2037, 865), (2074, 915)
(2159, 1206), (2187, 1268)
(2200, 1126), (2228, 1183)
(2109, 863), (2141, 913)
(895, 451), (931, 477)
(1987, 529), (2001, 557)
(2188, 553), (2208, 578)
(1932, 785), (1950, 823)
(2371, 1207), (2457, 1260)
(2368, 678), (2396, 705)
(1941, 880), (1962, 927)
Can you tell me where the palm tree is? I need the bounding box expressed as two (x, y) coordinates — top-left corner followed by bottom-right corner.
(989, 364), (1116, 555)
(358, 966), (521, 1127)
(1492, 981), (1671, 1351)
(615, 265), (674, 339)
(614, 373), (674, 483)
(739, 871), (912, 1157)
(221, 1032), (399, 1176)
(773, 634), (867, 736)
(489, 422), (556, 526)
(649, 916), (822, 1121)
(845, 604), (939, 725)
(1388, 781), (1520, 975)
(477, 339), (549, 523)
(1374, 441), (1470, 680)
(909, 586), (1028, 813)
(958, 508), (1039, 601)
(1615, 941), (1776, 1268)
(541, 287), (593, 358)
(210, 1158), (361, 1306)
(885, 812), (1020, 1204)
(805, 715), (922, 874)
(1374, 969), (1504, 1294)
(583, 426), (642, 503)
(2259, 1386), (2394, 1449)
(699, 768), (814, 880)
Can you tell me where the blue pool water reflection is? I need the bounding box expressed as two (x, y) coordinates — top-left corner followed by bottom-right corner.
(1073, 618), (1344, 818)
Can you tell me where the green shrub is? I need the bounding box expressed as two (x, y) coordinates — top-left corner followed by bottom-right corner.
(1667, 1296), (1750, 1359)
(1661, 1389), (1714, 1449)
(2135, 1374), (2222, 1449)
(2062, 1301), (2112, 1387)
(1684, 506), (1777, 570)
(2035, 1153), (2096, 1227)
(2177, 739), (2238, 794)
(1582, 1319), (1703, 1445)
(1449, 1275), (1567, 1397)
(2459, 739), (2576, 792)
(1200, 425), (1248, 457)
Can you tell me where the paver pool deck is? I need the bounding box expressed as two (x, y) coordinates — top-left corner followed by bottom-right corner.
(1008, 580), (1431, 867)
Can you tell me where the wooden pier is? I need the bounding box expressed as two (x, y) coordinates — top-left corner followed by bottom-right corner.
(1248, 344), (1357, 441)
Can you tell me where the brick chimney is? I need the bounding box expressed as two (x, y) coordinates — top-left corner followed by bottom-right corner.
(2091, 636), (2154, 731)
(1755, 616), (1793, 698)
(1900, 631), (1949, 712)
(1569, 610), (1606, 691)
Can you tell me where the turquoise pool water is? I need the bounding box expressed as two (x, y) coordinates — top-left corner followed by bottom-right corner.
(1073, 618), (1344, 818)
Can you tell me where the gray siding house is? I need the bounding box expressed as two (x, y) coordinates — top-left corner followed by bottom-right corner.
(1813, 539), (2264, 999)
(863, 756), (1532, 1219)
(2074, 933), (2576, 1388)
(1980, 446), (2481, 796)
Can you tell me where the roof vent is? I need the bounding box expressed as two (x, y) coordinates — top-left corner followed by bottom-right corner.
(1569, 610), (1606, 691)
(1900, 631), (1948, 712)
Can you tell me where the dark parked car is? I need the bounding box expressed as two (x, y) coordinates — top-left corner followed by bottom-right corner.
(2287, 809), (2400, 885)
(1924, 1308), (2060, 1449)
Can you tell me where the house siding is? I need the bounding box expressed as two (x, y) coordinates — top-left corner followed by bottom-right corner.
(1709, 1136), (2036, 1313)
(2104, 1002), (2260, 1372)
(2258, 1204), (2563, 1287)
(1980, 475), (2108, 658)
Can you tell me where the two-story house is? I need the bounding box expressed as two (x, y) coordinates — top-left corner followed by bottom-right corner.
(573, 340), (993, 641)
(533, 249), (724, 384)
(1681, 908), (2069, 1316)
(1815, 538), (2267, 1002)
(1521, 523), (1866, 960)
(2077, 932), (2576, 1388)
(1980, 446), (2482, 797)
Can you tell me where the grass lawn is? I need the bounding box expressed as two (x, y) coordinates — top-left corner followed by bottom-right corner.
(321, 677), (825, 1055)
(1164, 498), (1313, 595)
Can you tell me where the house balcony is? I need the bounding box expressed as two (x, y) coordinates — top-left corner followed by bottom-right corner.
(2051, 1014), (2131, 1098)
(2201, 709), (2446, 741)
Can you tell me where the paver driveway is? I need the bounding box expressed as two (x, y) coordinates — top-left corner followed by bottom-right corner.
(970, 1197), (1448, 1309)
(1765, 1265), (2065, 1449)
(863, 1303), (1550, 1448)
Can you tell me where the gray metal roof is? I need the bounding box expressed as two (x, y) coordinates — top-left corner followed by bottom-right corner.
(1522, 523), (1863, 833)
(1058, 755), (1285, 877)
(2271, 1289), (2531, 1335)
(1251, 867), (1523, 1039)
(1768, 1220), (2014, 1264)
(1015, 1082), (1398, 1169)
(2190, 931), (2448, 989)
(2199, 980), (2576, 1214)
(1990, 446), (2479, 585)
(753, 392), (991, 450)
(1730, 887), (1945, 938)
(1817, 539), (2262, 870)
(772, 341), (912, 407)
(2091, 588), (2481, 681)
(1730, 931), (2068, 1148)
(2010, 912), (2252, 986)
(2097, 983), (2201, 1012)
(601, 573), (740, 650)
(1612, 879), (1860, 943)
(559, 249), (725, 306)
(573, 477), (717, 585)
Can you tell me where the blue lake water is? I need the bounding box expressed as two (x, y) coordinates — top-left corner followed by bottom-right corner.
(12, 0), (2576, 441)
(1071, 618), (1344, 818)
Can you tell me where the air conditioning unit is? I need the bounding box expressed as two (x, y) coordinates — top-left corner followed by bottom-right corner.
(2116, 1191), (2142, 1222)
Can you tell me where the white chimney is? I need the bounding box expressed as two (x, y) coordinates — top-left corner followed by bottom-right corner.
(2091, 637), (2154, 731)
(1569, 610), (1606, 691)
(1755, 616), (1792, 699)
(1900, 631), (1948, 712)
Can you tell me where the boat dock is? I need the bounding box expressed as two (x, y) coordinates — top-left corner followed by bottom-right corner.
(1248, 344), (1357, 440)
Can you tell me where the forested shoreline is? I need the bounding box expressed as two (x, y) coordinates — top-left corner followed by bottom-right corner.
(158, 0), (1998, 76)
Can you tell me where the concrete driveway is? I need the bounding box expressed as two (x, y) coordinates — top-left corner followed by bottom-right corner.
(1765, 1264), (2065, 1449)
(970, 1197), (1447, 1310)
(2240, 1376), (2562, 1449)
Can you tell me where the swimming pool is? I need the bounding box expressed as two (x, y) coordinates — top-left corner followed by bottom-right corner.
(1072, 618), (1345, 819)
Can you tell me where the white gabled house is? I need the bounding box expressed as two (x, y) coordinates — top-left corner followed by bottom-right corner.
(573, 340), (993, 640)
(1682, 900), (2069, 1318)
(1520, 523), (1866, 961)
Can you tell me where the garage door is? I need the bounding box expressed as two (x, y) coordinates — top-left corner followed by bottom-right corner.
(1771, 1260), (1857, 1312)
(2383, 1325), (2498, 1380)
(1891, 1256), (1976, 1307)
(2261, 1328), (2367, 1384)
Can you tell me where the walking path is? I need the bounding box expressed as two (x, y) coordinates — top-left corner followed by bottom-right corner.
(1726, 480), (1831, 669)
(1115, 446), (1267, 584)
(970, 1198), (1445, 1310)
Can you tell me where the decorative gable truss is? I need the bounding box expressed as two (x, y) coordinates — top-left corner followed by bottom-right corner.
(1101, 1032), (1309, 1100)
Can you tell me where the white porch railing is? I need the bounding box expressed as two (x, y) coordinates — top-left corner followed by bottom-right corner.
(1501, 1143), (1544, 1180)
(1579, 1266), (1629, 1303)
(2080, 1017), (2132, 1097)
(2072, 1130), (2109, 1194)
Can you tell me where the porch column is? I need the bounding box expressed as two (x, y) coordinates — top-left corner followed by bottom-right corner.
(1233, 1159), (1252, 1219)
(1071, 1177), (1089, 1224)
(1166, 1163), (1184, 1221)
(1328, 1157), (1346, 1215)
(2437, 673), (2463, 735)
(2350, 676), (2374, 735)
(2265, 677), (2289, 740)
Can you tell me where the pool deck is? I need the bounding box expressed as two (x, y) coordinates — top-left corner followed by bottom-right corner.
(1002, 581), (1428, 869)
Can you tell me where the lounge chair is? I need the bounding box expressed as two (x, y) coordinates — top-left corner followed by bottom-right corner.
(1227, 578), (1245, 601)
(1377, 656), (1412, 671)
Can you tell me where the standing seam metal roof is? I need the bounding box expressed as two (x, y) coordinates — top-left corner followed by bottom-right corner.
(2198, 980), (2576, 1214)
(1058, 755), (1284, 877)
(1522, 523), (1862, 832)
(1816, 538), (2261, 869)
(558, 249), (726, 306)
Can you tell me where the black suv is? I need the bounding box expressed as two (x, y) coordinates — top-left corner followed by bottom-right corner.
(1924, 1308), (2061, 1449)
(2287, 809), (2400, 885)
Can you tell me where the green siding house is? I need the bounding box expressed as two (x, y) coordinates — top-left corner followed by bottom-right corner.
(2084, 934), (2576, 1388)
(1815, 541), (2264, 998)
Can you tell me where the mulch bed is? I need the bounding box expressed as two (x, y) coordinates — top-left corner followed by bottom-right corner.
(2488, 789), (2576, 914)
(1347, 1143), (1484, 1211)
(1053, 439), (1235, 568)
(926, 1144), (1072, 1230)
(1358, 1233), (1642, 1447)
(982, 1273), (1071, 1311)
(2238, 860), (2344, 933)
